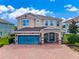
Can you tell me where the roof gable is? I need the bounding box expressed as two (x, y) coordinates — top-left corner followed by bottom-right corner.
(16, 13), (62, 21)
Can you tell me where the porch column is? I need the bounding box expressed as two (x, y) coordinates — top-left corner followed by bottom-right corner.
(58, 33), (62, 44)
(41, 33), (44, 44)
(15, 35), (18, 44)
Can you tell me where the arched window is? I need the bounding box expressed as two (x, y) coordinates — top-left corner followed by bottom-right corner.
(50, 20), (53, 26)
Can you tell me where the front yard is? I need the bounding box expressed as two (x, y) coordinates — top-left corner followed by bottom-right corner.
(63, 34), (79, 54)
(67, 45), (79, 53)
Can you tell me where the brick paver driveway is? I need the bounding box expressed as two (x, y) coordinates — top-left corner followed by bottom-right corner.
(0, 44), (79, 59)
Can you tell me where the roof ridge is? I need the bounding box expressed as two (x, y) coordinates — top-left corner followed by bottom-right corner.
(16, 13), (62, 20)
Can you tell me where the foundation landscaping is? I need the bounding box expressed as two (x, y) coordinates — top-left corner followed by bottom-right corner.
(0, 35), (15, 47)
(63, 34), (79, 53)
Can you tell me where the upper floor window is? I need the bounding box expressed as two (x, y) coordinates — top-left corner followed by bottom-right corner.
(56, 21), (60, 26)
(50, 20), (53, 26)
(45, 20), (48, 27)
(23, 19), (30, 26)
(63, 25), (66, 28)
(0, 32), (2, 36)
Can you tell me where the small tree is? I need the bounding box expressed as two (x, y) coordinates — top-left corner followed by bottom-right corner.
(77, 28), (79, 33)
(69, 20), (78, 34)
(14, 26), (17, 31)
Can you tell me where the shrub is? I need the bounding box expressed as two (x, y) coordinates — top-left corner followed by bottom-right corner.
(0, 37), (9, 45)
(63, 34), (70, 44)
(8, 36), (15, 44)
(68, 34), (79, 44)
(0, 35), (15, 47)
(0, 43), (4, 47)
(63, 34), (79, 44)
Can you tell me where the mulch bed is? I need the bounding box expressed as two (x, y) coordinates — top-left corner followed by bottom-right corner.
(67, 44), (79, 53)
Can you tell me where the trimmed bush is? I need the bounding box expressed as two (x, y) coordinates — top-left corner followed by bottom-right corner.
(0, 35), (15, 47)
(0, 37), (9, 45)
(63, 34), (70, 44)
(0, 43), (4, 47)
(8, 36), (15, 44)
(63, 34), (79, 44)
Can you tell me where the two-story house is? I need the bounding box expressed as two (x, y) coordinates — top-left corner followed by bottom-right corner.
(63, 16), (79, 34)
(15, 13), (63, 44)
(0, 18), (14, 38)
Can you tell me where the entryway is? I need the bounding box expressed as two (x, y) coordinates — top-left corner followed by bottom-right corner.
(44, 33), (58, 43)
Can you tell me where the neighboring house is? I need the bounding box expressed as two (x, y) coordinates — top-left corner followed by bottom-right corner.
(0, 19), (14, 38)
(63, 16), (79, 34)
(15, 13), (63, 44)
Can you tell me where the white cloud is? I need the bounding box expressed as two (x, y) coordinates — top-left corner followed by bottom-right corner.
(9, 7), (53, 18)
(67, 17), (73, 20)
(1, 13), (9, 19)
(29, 8), (52, 16)
(61, 17), (66, 22)
(67, 7), (78, 12)
(64, 4), (72, 8)
(50, 0), (55, 2)
(0, 5), (15, 13)
(0, 5), (8, 13)
(9, 8), (27, 18)
(0, 5), (53, 22)
(62, 17), (73, 22)
(64, 4), (79, 12)
(8, 5), (15, 11)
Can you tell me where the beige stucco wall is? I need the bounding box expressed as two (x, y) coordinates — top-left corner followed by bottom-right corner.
(15, 29), (62, 44)
(17, 14), (63, 30)
(35, 19), (43, 27)
(17, 19), (23, 29)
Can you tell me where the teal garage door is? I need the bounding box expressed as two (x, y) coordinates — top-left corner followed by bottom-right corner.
(18, 35), (40, 44)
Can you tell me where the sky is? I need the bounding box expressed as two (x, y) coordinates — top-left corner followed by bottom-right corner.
(0, 0), (79, 24)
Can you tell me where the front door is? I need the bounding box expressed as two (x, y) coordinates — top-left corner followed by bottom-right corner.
(44, 33), (55, 43)
(49, 33), (55, 42)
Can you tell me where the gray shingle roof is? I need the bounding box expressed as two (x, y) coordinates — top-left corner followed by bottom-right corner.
(18, 27), (45, 31)
(0, 18), (14, 25)
(16, 13), (63, 21)
(64, 16), (79, 23)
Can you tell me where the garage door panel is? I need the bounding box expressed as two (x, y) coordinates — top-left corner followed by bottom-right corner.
(18, 35), (39, 44)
